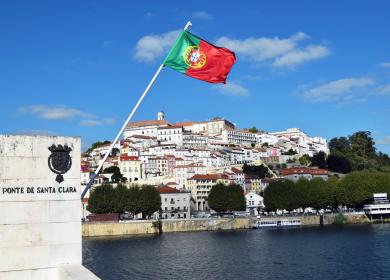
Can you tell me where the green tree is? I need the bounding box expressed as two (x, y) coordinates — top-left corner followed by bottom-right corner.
(311, 151), (327, 168)
(85, 141), (111, 154)
(113, 184), (128, 213)
(299, 154), (311, 166)
(102, 166), (123, 183)
(208, 183), (227, 213)
(139, 185), (161, 218)
(125, 186), (143, 218)
(349, 131), (376, 158)
(327, 152), (351, 174)
(208, 183), (246, 213)
(248, 126), (259, 133)
(87, 184), (116, 214)
(329, 137), (351, 154)
(281, 149), (297, 155)
(242, 163), (269, 179)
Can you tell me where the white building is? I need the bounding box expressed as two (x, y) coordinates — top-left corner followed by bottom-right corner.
(281, 167), (329, 182)
(159, 186), (191, 219)
(119, 155), (142, 182)
(123, 112), (169, 139)
(222, 130), (257, 145)
(157, 125), (184, 146)
(187, 174), (231, 211)
(174, 163), (207, 189)
(245, 192), (264, 215)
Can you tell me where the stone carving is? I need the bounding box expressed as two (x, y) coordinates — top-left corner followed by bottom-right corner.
(48, 144), (72, 183)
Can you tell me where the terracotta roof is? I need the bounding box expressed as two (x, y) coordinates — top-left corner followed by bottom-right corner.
(177, 121), (200, 125)
(126, 119), (169, 128)
(174, 163), (206, 169)
(189, 174), (229, 180)
(231, 167), (243, 174)
(130, 135), (157, 140)
(158, 186), (181, 193)
(281, 168), (328, 176)
(120, 156), (140, 161)
(158, 125), (183, 130)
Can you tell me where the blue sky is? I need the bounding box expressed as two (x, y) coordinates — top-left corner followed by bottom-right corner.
(1, 1), (390, 153)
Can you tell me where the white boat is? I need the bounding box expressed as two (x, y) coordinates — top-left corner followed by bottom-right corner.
(253, 218), (301, 229)
(363, 193), (390, 219)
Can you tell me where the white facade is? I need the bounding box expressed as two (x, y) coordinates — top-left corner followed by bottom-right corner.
(245, 192), (264, 215)
(157, 126), (184, 146)
(119, 156), (142, 182)
(222, 130), (257, 145)
(159, 188), (191, 219)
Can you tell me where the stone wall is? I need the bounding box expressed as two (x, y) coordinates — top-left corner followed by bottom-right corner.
(82, 214), (371, 237)
(83, 218), (252, 237)
(0, 135), (99, 280)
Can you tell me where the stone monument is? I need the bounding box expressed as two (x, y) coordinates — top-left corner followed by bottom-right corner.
(0, 135), (99, 280)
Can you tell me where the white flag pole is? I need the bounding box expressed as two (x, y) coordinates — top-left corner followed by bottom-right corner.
(82, 21), (192, 198)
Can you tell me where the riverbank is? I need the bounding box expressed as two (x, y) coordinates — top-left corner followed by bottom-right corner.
(82, 213), (370, 237)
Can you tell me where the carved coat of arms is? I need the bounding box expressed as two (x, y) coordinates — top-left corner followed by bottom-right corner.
(48, 144), (72, 183)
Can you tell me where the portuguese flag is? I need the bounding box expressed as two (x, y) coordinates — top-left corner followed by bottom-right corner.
(163, 30), (236, 84)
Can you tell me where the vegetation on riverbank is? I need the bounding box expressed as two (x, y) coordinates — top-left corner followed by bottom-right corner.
(208, 183), (246, 213)
(263, 171), (390, 211)
(87, 184), (161, 219)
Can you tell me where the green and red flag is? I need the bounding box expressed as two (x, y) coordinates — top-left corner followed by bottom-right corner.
(163, 30), (236, 84)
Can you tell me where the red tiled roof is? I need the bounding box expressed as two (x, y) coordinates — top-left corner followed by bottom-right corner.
(120, 156), (140, 161)
(281, 168), (328, 176)
(126, 119), (169, 128)
(130, 135), (157, 140)
(231, 167), (243, 174)
(158, 186), (181, 193)
(174, 163), (206, 169)
(158, 125), (183, 130)
(175, 121), (200, 126)
(189, 174), (229, 180)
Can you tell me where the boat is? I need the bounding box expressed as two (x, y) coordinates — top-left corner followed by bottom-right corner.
(363, 193), (390, 219)
(253, 218), (301, 229)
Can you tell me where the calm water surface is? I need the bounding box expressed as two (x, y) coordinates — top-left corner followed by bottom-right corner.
(83, 224), (390, 280)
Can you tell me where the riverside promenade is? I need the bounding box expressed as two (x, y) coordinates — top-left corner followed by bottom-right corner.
(82, 213), (370, 237)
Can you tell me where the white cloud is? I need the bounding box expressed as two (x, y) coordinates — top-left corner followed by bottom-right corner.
(216, 32), (329, 68)
(379, 62), (390, 68)
(272, 45), (330, 68)
(134, 30), (181, 62)
(80, 119), (115, 127)
(19, 105), (94, 120)
(375, 84), (390, 95)
(11, 129), (56, 136)
(80, 118), (116, 127)
(378, 136), (390, 145)
(213, 81), (249, 97)
(300, 78), (375, 102)
(192, 11), (213, 20)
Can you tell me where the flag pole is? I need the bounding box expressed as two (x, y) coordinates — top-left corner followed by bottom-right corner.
(81, 21), (192, 198)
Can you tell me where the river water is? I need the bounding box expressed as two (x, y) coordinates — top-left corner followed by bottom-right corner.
(83, 224), (390, 280)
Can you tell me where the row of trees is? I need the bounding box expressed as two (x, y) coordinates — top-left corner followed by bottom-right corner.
(87, 184), (161, 219)
(208, 183), (246, 213)
(263, 172), (390, 211)
(296, 131), (390, 174)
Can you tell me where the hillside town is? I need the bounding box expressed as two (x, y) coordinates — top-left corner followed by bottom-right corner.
(81, 112), (329, 218)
